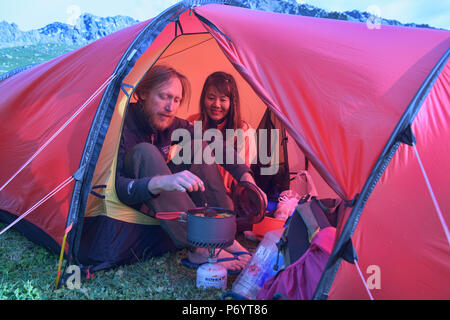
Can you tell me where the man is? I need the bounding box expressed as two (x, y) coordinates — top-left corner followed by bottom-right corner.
(116, 65), (264, 272)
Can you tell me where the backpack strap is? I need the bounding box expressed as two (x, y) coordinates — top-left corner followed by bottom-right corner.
(297, 200), (321, 241)
(276, 195), (340, 268)
(275, 223), (290, 270)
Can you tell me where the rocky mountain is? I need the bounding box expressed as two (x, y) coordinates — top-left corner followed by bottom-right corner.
(0, 0), (434, 48)
(0, 14), (139, 48)
(241, 0), (432, 28)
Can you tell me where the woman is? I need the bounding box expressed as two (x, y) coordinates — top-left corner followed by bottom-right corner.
(188, 71), (257, 196)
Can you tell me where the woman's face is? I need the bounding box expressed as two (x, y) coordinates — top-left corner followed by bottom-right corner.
(204, 85), (231, 122)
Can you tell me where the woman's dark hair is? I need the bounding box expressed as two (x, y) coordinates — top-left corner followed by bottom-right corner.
(134, 64), (191, 107)
(199, 71), (242, 133)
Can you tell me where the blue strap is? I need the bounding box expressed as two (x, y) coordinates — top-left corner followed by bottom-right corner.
(121, 83), (135, 98)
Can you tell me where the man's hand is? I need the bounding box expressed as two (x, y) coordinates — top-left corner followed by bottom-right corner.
(148, 170), (205, 195)
(239, 172), (268, 207)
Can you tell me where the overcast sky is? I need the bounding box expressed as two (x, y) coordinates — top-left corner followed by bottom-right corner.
(0, 0), (448, 31)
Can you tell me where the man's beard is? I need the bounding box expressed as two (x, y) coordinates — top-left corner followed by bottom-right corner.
(148, 111), (175, 131)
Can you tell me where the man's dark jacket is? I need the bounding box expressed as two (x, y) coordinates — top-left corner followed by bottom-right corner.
(115, 103), (251, 208)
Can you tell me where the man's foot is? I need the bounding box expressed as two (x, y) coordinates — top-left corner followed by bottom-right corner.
(222, 240), (252, 264)
(188, 247), (249, 273)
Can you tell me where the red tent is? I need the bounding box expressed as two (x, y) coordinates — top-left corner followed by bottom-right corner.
(0, 0), (448, 299)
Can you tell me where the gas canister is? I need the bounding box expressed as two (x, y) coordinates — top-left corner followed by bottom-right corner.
(196, 258), (228, 290)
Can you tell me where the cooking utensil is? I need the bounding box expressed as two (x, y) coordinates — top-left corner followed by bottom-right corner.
(155, 206), (236, 249)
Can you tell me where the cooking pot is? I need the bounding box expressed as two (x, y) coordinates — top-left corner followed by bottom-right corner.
(154, 181), (267, 248)
(156, 206), (236, 249)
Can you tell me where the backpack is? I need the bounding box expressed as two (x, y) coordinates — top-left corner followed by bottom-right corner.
(277, 196), (342, 268)
(251, 109), (290, 199)
(256, 196), (342, 300)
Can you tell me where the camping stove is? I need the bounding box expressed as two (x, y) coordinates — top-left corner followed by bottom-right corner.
(185, 207), (236, 290)
(155, 206), (236, 289)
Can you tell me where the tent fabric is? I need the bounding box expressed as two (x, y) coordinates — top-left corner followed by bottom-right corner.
(195, 4), (450, 200)
(0, 1), (449, 299)
(0, 209), (60, 253)
(78, 215), (177, 270)
(329, 62), (450, 300)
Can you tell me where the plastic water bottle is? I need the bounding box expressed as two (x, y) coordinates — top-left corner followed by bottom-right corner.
(231, 229), (284, 299)
(196, 257), (228, 290)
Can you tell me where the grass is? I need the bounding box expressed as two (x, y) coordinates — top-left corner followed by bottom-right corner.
(0, 43), (81, 76)
(0, 222), (257, 300)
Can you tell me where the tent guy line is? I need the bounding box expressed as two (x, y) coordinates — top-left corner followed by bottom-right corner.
(354, 259), (374, 300)
(0, 176), (75, 237)
(413, 144), (450, 246)
(0, 73), (117, 193)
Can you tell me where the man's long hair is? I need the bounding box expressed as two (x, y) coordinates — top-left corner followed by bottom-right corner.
(134, 64), (191, 108)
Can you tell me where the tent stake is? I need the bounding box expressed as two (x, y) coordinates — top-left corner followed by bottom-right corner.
(55, 223), (73, 290)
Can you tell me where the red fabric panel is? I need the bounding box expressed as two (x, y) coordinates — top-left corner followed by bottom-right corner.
(330, 63), (450, 299)
(0, 21), (146, 245)
(195, 4), (450, 200)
